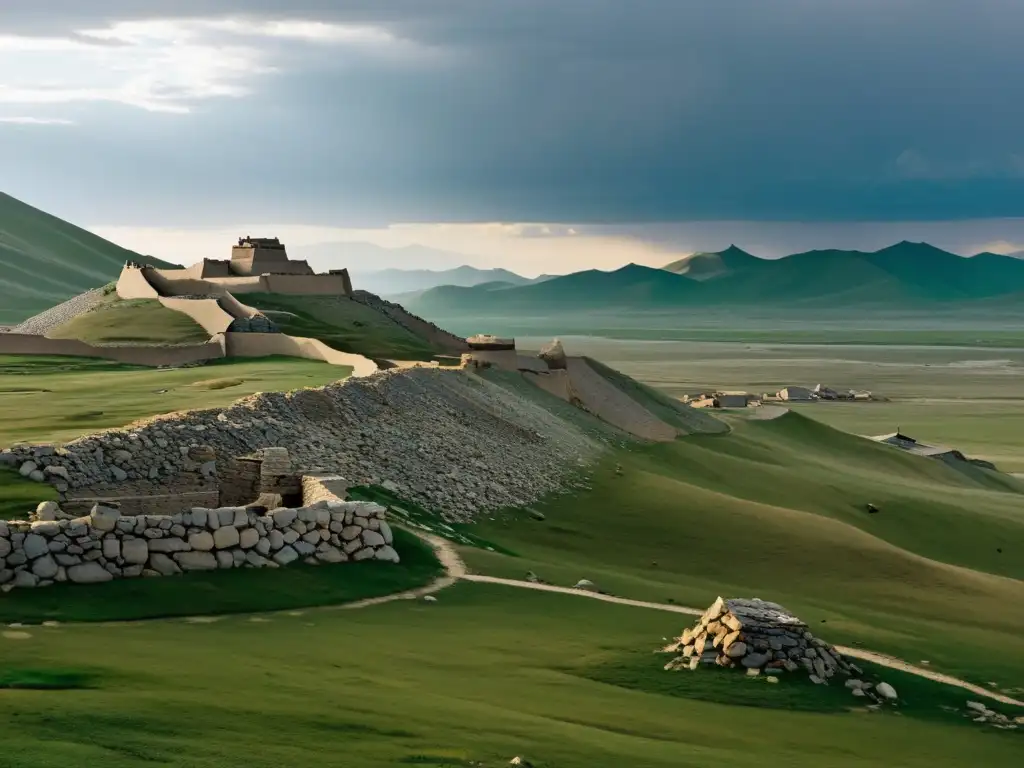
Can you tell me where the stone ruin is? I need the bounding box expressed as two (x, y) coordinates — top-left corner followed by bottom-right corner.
(0, 448), (398, 592)
(664, 597), (862, 684)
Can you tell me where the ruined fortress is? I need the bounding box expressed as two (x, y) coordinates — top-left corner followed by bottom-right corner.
(123, 236), (354, 299)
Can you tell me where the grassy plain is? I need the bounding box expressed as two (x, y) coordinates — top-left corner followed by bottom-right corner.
(1, 584), (1021, 768)
(0, 355), (350, 448)
(520, 336), (1024, 472)
(1, 330), (1022, 766)
(46, 297), (210, 345)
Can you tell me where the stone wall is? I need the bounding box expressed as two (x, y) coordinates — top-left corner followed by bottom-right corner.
(0, 468), (397, 592)
(0, 333), (225, 367)
(1, 367), (606, 522)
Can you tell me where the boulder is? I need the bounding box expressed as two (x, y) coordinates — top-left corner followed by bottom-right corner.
(725, 641), (748, 659)
(361, 530), (386, 548)
(89, 505), (121, 532)
(23, 533), (49, 559)
(30, 520), (60, 536)
(188, 531), (215, 551)
(148, 537), (189, 553)
(374, 545), (400, 563)
(239, 528), (260, 550)
(174, 551), (218, 571)
(122, 539), (149, 565)
(272, 545), (299, 566)
(149, 553), (181, 576)
(67, 562), (114, 584)
(102, 539), (121, 560)
(19, 460), (38, 477)
(34, 501), (61, 521)
(213, 526), (240, 549)
(215, 550), (234, 569)
(14, 570), (39, 588)
(876, 682), (898, 701)
(44, 465), (70, 482)
(31, 554), (59, 579)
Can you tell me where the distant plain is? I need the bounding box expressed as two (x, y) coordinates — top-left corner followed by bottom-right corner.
(518, 335), (1024, 473)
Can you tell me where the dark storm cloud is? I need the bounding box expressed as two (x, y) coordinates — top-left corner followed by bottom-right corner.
(1, 1), (1023, 225)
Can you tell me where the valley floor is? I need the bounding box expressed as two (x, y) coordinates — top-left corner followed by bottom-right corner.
(1, 336), (1022, 767)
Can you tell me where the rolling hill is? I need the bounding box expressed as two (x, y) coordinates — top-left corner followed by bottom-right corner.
(405, 241), (1024, 317)
(0, 192), (177, 325)
(354, 265), (535, 296)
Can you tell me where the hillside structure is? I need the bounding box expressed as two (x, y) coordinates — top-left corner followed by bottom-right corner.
(122, 236), (353, 298)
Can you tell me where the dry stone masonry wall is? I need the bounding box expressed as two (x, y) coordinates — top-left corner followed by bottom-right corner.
(0, 497), (396, 592)
(1, 367), (605, 522)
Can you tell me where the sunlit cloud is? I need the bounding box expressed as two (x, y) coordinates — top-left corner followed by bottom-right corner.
(0, 116), (75, 125)
(0, 16), (432, 115)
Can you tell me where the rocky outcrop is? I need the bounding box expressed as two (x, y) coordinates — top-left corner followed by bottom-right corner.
(0, 498), (396, 592)
(1, 368), (605, 522)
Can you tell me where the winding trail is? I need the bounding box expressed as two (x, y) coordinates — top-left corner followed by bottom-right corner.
(11, 530), (1021, 708)
(409, 533), (1024, 708)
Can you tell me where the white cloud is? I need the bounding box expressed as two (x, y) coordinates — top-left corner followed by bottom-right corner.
(0, 116), (75, 125)
(0, 16), (429, 115)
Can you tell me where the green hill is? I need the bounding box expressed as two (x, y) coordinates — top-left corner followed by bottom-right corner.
(405, 241), (1024, 318)
(0, 192), (178, 325)
(356, 265), (534, 295)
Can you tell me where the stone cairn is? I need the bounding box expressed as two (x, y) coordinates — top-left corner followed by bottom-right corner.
(664, 597), (862, 684)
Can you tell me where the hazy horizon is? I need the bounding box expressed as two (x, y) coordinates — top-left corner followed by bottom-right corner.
(3, 2), (1024, 275)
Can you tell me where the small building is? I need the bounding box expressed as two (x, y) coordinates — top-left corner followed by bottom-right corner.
(466, 334), (516, 351)
(714, 391), (750, 408)
(778, 386), (815, 401)
(873, 431), (967, 463)
(230, 236), (315, 276)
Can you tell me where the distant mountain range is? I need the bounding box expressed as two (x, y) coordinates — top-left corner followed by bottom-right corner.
(355, 265), (549, 296)
(0, 192), (177, 325)
(403, 242), (1024, 316)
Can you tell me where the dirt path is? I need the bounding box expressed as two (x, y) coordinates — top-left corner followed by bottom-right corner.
(13, 531), (1021, 707)
(417, 534), (1024, 707)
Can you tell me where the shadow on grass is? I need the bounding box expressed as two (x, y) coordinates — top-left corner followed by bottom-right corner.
(0, 669), (96, 691)
(569, 650), (1024, 728)
(0, 529), (442, 624)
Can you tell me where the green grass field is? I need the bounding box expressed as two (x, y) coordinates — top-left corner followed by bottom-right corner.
(0, 584), (1020, 768)
(0, 355), (350, 448)
(0, 467), (58, 520)
(1, 331), (1023, 766)
(460, 413), (1024, 688)
(245, 294), (439, 360)
(46, 297), (210, 345)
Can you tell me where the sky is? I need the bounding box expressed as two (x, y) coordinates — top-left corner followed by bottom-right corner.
(2, 1), (1024, 274)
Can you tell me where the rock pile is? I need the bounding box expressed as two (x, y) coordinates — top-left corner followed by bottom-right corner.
(664, 597), (861, 684)
(0, 367), (606, 522)
(0, 498), (396, 591)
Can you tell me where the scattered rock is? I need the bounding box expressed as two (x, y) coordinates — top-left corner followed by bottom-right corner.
(876, 682), (898, 701)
